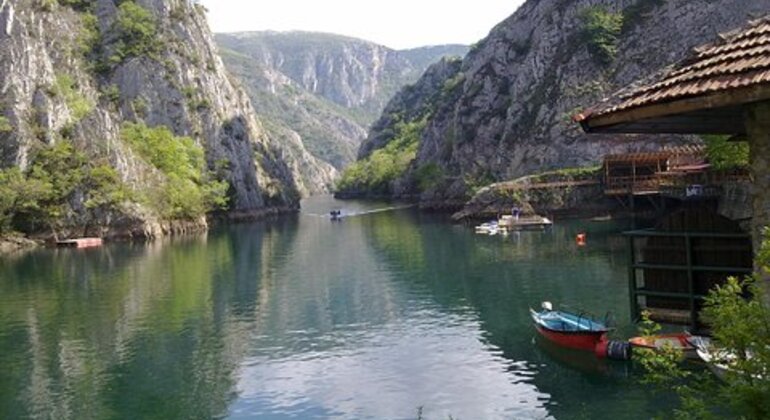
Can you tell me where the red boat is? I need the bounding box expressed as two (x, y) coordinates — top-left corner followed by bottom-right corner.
(530, 302), (611, 351)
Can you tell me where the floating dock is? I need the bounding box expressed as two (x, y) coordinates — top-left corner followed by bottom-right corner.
(475, 215), (553, 235)
(498, 215), (553, 231)
(56, 238), (103, 249)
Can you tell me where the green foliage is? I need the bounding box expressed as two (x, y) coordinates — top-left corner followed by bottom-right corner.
(111, 1), (161, 63)
(638, 233), (770, 419)
(0, 115), (12, 133)
(702, 135), (749, 170)
(120, 122), (228, 219)
(415, 163), (444, 192)
(336, 118), (426, 194)
(77, 12), (101, 60)
(580, 6), (624, 65)
(622, 0), (665, 34)
(52, 73), (94, 122)
(0, 142), (129, 238)
(101, 84), (121, 103)
(58, 0), (94, 12)
(442, 72), (466, 94)
(464, 171), (496, 195)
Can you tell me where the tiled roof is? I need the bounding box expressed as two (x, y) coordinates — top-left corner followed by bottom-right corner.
(578, 16), (770, 120)
(603, 145), (705, 163)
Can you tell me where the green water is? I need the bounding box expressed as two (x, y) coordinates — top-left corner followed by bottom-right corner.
(0, 196), (673, 419)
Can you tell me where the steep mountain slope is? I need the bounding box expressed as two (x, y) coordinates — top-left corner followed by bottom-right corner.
(0, 0), (331, 238)
(346, 0), (770, 207)
(216, 31), (468, 169)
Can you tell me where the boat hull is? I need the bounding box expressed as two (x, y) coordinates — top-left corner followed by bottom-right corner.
(629, 333), (699, 360)
(534, 324), (608, 351)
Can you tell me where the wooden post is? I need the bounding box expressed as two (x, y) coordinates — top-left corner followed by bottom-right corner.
(746, 101), (770, 303)
(629, 236), (638, 322)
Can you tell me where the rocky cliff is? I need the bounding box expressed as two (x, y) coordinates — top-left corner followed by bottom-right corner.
(348, 0), (770, 208)
(0, 0), (331, 238)
(216, 31), (468, 170)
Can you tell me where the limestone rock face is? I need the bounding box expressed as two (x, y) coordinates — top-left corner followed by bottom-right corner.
(0, 0), (332, 236)
(358, 0), (770, 207)
(216, 32), (469, 170)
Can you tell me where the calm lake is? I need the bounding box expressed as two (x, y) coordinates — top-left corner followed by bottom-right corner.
(0, 196), (674, 419)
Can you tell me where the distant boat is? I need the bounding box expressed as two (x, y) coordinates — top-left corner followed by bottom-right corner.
(628, 332), (699, 360)
(530, 302), (611, 351)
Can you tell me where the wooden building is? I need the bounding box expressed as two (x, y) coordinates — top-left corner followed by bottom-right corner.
(603, 145), (706, 196)
(576, 16), (770, 315)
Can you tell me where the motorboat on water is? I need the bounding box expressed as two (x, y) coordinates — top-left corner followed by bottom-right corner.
(530, 302), (611, 351)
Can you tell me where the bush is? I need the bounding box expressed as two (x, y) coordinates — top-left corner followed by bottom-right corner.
(0, 116), (12, 133)
(111, 1), (161, 63)
(4, 142), (130, 238)
(336, 118), (425, 194)
(580, 6), (624, 65)
(415, 163), (444, 191)
(120, 122), (227, 219)
(77, 12), (101, 60)
(52, 73), (94, 122)
(702, 135), (749, 170)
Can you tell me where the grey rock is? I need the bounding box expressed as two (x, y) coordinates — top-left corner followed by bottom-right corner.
(356, 0), (770, 208)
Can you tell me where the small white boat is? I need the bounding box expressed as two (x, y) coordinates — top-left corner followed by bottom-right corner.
(475, 221), (499, 235)
(687, 336), (762, 381)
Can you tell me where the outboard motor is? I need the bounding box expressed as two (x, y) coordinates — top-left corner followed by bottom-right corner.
(541, 301), (553, 311)
(595, 340), (632, 361)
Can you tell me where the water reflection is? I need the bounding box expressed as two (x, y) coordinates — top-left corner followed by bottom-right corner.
(0, 197), (673, 419)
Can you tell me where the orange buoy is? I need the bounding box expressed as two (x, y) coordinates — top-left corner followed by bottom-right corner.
(576, 233), (586, 246)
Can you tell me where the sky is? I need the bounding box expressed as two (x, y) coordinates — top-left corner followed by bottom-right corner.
(198, 0), (525, 50)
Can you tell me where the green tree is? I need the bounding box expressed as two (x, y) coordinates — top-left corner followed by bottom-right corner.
(580, 6), (624, 65)
(121, 122), (228, 219)
(336, 118), (425, 194)
(702, 135), (749, 170)
(111, 1), (160, 63)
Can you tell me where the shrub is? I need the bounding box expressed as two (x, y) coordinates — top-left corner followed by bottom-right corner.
(120, 122), (227, 219)
(58, 0), (94, 12)
(580, 6), (624, 65)
(415, 163), (444, 191)
(111, 1), (161, 63)
(101, 84), (121, 103)
(77, 12), (101, 60)
(702, 135), (749, 170)
(52, 73), (94, 122)
(336, 118), (425, 194)
(0, 116), (12, 133)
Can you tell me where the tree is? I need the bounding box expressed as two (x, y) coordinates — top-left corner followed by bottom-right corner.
(702, 135), (749, 170)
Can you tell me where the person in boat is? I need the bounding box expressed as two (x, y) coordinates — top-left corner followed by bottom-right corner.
(512, 206), (521, 221)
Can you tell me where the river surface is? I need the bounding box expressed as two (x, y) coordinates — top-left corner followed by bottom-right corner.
(0, 196), (674, 419)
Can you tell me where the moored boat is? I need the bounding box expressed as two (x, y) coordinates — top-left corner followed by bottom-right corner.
(628, 332), (699, 360)
(530, 302), (611, 351)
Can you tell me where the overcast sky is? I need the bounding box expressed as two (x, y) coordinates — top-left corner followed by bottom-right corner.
(198, 0), (525, 50)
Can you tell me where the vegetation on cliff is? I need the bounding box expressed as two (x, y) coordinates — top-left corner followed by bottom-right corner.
(336, 118), (426, 195)
(120, 123), (229, 220)
(0, 142), (129, 239)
